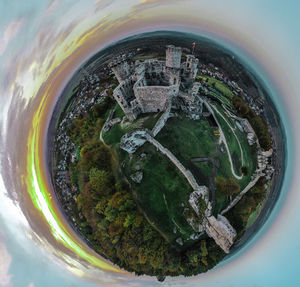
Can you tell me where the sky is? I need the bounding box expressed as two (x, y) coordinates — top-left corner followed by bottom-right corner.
(0, 0), (300, 286)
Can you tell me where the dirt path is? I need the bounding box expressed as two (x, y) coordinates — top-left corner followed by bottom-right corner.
(99, 109), (114, 147)
(203, 100), (243, 180)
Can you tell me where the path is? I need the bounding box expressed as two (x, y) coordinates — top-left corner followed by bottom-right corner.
(203, 100), (243, 180)
(212, 104), (244, 166)
(99, 109), (114, 147)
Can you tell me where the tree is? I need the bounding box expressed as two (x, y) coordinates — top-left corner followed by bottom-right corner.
(89, 168), (113, 197)
(215, 176), (240, 196)
(241, 166), (248, 175)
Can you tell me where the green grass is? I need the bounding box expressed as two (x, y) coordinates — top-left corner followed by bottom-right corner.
(197, 75), (235, 99)
(156, 115), (218, 166)
(102, 125), (125, 146)
(141, 112), (163, 130)
(192, 161), (213, 187)
(213, 107), (243, 176)
(133, 53), (164, 61)
(123, 143), (195, 245)
(213, 104), (257, 190)
(104, 104), (257, 241)
(209, 89), (233, 108)
(114, 104), (125, 118)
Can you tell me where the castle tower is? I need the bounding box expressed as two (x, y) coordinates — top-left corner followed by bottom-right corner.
(166, 45), (182, 69)
(185, 54), (199, 80)
(166, 45), (182, 86)
(108, 54), (132, 83)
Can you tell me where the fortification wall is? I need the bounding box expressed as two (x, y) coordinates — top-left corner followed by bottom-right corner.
(144, 60), (165, 74)
(134, 85), (178, 113)
(145, 134), (200, 191)
(151, 100), (172, 136)
(205, 215), (236, 253)
(144, 61), (168, 86)
(166, 45), (182, 69)
(113, 77), (135, 112)
(110, 61), (132, 82)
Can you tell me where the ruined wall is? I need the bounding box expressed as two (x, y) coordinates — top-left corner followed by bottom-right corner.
(166, 45), (182, 69)
(186, 54), (199, 80)
(145, 134), (201, 191)
(144, 60), (168, 86)
(205, 215), (236, 253)
(109, 56), (132, 82)
(180, 54), (199, 89)
(113, 77), (135, 113)
(144, 59), (165, 74)
(134, 85), (178, 113)
(151, 100), (172, 136)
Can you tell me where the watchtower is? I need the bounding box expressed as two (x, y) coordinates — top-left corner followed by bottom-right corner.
(108, 54), (132, 83)
(166, 45), (182, 69)
(186, 54), (199, 80)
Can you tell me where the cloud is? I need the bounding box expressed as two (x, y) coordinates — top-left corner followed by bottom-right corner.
(0, 19), (24, 56)
(45, 0), (60, 13)
(28, 283), (35, 287)
(0, 242), (12, 287)
(94, 0), (114, 13)
(133, 0), (187, 11)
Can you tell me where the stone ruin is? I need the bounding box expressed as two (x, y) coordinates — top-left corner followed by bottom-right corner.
(110, 44), (237, 254)
(109, 45), (204, 121)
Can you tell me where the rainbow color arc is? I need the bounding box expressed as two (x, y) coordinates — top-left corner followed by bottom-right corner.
(0, 1), (294, 285)
(26, 89), (123, 274)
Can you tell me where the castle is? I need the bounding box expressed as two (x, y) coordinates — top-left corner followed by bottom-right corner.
(108, 45), (237, 254)
(108, 45), (204, 121)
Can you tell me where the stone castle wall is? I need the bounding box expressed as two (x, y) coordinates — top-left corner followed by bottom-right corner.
(166, 45), (182, 69)
(110, 60), (132, 82)
(134, 85), (178, 113)
(113, 77), (135, 112)
(145, 134), (201, 191)
(151, 100), (172, 136)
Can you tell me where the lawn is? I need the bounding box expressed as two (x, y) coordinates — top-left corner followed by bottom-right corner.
(213, 104), (257, 191)
(104, 104), (257, 243)
(123, 143), (196, 246)
(208, 89), (233, 108)
(113, 104), (125, 118)
(102, 124), (125, 146)
(156, 114), (219, 167)
(212, 105), (243, 177)
(197, 75), (235, 99)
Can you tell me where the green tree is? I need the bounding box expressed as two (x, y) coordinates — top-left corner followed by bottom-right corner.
(215, 176), (240, 196)
(89, 168), (113, 197)
(241, 166), (248, 175)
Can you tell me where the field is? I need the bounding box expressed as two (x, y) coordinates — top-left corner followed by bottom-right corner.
(156, 114), (219, 166)
(103, 102), (257, 245)
(121, 143), (197, 246)
(197, 75), (235, 99)
(212, 104), (257, 190)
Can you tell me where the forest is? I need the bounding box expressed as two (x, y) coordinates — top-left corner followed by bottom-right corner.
(232, 96), (272, 150)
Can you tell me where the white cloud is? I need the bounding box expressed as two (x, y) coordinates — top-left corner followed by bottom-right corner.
(28, 282), (35, 287)
(0, 19), (24, 56)
(0, 242), (12, 287)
